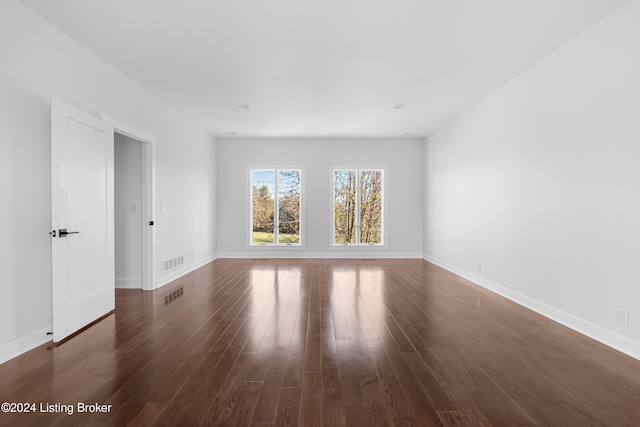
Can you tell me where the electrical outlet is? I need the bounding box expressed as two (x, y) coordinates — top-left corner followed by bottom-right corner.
(616, 308), (629, 327)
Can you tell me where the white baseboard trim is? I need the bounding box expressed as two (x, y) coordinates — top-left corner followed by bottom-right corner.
(0, 326), (52, 365)
(156, 254), (218, 289)
(424, 254), (640, 362)
(217, 251), (423, 259)
(115, 278), (142, 289)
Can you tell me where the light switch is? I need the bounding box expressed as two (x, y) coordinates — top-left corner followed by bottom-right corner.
(130, 203), (137, 212)
(161, 203), (167, 213)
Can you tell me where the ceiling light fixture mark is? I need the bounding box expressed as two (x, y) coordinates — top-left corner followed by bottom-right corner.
(393, 104), (405, 109)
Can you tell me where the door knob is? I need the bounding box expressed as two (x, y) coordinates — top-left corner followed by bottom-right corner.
(59, 228), (80, 237)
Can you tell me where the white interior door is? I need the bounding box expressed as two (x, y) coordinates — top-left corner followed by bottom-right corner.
(51, 99), (115, 343)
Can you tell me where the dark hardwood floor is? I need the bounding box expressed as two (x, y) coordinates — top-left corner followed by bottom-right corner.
(2, 259), (640, 426)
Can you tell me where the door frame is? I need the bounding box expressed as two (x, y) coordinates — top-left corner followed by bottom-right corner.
(101, 114), (157, 291)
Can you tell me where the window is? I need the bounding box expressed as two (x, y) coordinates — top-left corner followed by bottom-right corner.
(333, 168), (384, 245)
(250, 168), (302, 245)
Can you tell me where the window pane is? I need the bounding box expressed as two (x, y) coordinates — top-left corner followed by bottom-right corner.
(359, 170), (382, 244)
(252, 170), (275, 244)
(334, 170), (356, 244)
(278, 170), (300, 244)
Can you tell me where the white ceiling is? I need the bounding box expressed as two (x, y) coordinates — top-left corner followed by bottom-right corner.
(19, 0), (629, 138)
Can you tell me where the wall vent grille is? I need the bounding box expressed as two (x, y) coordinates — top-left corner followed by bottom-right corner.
(163, 255), (184, 272)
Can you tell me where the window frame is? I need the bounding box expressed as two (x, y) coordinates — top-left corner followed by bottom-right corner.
(331, 166), (386, 247)
(248, 167), (304, 247)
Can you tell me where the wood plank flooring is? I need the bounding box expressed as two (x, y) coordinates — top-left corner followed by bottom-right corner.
(2, 258), (640, 426)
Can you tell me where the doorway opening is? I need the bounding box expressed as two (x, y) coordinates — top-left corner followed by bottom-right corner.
(115, 133), (143, 288)
(103, 114), (156, 291)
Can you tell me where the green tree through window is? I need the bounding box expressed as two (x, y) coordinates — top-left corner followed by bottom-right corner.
(333, 169), (383, 245)
(251, 169), (301, 245)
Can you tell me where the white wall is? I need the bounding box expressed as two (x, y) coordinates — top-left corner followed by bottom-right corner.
(424, 0), (640, 358)
(217, 138), (423, 258)
(0, 0), (217, 363)
(114, 134), (143, 289)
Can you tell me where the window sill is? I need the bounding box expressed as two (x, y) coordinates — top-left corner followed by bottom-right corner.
(247, 244), (305, 250)
(329, 244), (388, 251)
